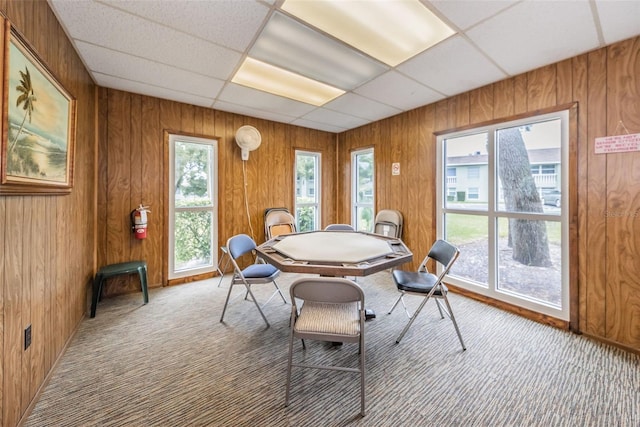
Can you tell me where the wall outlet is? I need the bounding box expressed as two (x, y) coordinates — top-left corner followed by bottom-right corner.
(25, 325), (32, 350)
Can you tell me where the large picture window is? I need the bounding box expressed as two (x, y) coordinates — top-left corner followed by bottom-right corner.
(352, 148), (374, 231)
(437, 110), (569, 320)
(295, 150), (321, 232)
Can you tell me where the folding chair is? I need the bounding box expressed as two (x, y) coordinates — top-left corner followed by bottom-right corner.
(373, 209), (403, 238)
(220, 234), (287, 327)
(264, 207), (297, 240)
(285, 277), (366, 417)
(388, 239), (465, 349)
(324, 224), (355, 231)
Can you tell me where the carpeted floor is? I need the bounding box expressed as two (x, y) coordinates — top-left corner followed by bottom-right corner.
(25, 272), (639, 426)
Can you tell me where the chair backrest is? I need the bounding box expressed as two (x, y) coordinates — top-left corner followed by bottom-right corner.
(421, 239), (460, 277)
(373, 209), (403, 238)
(324, 224), (355, 231)
(265, 209), (296, 239)
(226, 234), (257, 259)
(290, 277), (364, 305)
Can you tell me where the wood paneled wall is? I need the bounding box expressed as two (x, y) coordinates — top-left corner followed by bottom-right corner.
(97, 89), (337, 293)
(0, 1), (97, 426)
(338, 36), (640, 352)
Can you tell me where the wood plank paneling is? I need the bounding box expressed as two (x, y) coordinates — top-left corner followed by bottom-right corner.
(105, 90), (132, 295)
(470, 85), (494, 124)
(1, 1), (97, 425)
(585, 49), (608, 338)
(30, 198), (46, 398)
(573, 53), (589, 333)
(605, 37), (640, 347)
(4, 198), (23, 424)
(527, 64), (557, 111)
(21, 197), (32, 413)
(141, 96), (162, 286)
(514, 73), (528, 115)
(556, 58), (574, 105)
(493, 79), (515, 119)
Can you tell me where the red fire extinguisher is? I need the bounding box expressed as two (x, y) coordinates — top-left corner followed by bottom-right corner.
(131, 204), (151, 239)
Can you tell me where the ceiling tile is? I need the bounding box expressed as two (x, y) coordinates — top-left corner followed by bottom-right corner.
(398, 35), (507, 96)
(217, 83), (317, 117)
(429, 0), (518, 30)
(291, 118), (348, 133)
(354, 71), (446, 111)
(301, 108), (369, 130)
(466, 0), (600, 75)
(212, 100), (297, 125)
(250, 12), (388, 90)
(323, 93), (402, 122)
(95, 73), (215, 108)
(595, 0), (640, 45)
(101, 0), (270, 51)
(50, 0), (241, 80)
(76, 42), (225, 99)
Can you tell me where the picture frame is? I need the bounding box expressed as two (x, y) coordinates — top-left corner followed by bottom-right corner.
(0, 19), (76, 195)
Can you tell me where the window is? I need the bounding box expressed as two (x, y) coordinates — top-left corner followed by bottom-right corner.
(467, 187), (479, 200)
(541, 164), (555, 174)
(467, 166), (480, 179)
(352, 148), (374, 231)
(295, 151), (321, 232)
(531, 164), (556, 175)
(437, 110), (568, 320)
(168, 134), (218, 279)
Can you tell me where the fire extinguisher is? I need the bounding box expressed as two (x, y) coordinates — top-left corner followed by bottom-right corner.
(130, 204), (151, 239)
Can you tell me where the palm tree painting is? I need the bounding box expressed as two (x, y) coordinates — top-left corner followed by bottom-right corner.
(3, 28), (75, 190)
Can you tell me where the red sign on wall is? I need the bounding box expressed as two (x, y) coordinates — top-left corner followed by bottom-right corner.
(594, 133), (640, 154)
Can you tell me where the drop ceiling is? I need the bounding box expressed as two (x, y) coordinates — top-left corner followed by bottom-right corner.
(48, 0), (640, 134)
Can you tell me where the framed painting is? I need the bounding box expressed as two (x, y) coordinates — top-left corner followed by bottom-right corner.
(0, 20), (76, 195)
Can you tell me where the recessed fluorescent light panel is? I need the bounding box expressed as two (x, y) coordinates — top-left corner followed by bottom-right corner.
(282, 0), (456, 67)
(251, 12), (388, 90)
(232, 57), (345, 106)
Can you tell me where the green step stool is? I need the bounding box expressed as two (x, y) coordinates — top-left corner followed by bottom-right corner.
(91, 261), (149, 318)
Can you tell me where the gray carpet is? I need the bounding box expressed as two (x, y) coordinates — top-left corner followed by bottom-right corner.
(25, 272), (640, 426)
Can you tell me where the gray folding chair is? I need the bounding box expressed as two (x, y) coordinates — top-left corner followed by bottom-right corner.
(388, 239), (465, 350)
(324, 223), (355, 231)
(285, 277), (366, 417)
(220, 234), (287, 327)
(373, 209), (403, 238)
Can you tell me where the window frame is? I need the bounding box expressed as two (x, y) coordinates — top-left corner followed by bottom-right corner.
(168, 133), (218, 280)
(294, 150), (321, 232)
(351, 147), (375, 231)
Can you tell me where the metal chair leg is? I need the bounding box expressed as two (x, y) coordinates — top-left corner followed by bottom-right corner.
(442, 295), (466, 350)
(216, 246), (230, 287)
(285, 316), (296, 407)
(387, 292), (404, 314)
(219, 284), (235, 323)
(395, 295), (432, 343)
